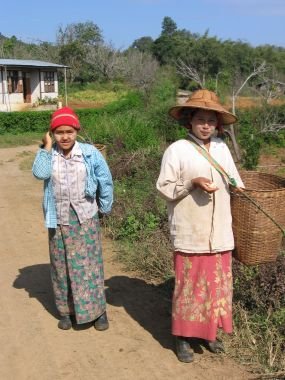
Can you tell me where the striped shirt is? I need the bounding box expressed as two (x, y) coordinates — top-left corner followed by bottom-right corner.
(52, 142), (98, 225)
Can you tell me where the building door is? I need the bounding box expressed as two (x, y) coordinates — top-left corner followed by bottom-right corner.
(23, 73), (31, 103)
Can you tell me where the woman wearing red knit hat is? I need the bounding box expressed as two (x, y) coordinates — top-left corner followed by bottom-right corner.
(32, 106), (113, 331)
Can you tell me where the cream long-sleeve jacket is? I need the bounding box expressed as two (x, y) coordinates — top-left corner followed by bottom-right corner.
(156, 135), (244, 254)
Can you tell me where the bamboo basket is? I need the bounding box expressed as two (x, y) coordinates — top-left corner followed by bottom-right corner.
(94, 143), (107, 160)
(77, 134), (107, 160)
(231, 171), (285, 265)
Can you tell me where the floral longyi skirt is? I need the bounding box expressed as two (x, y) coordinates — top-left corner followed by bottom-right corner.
(172, 251), (233, 341)
(48, 208), (106, 324)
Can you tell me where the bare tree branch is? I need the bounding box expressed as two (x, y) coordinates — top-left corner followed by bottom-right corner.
(86, 43), (122, 81)
(176, 58), (204, 88)
(255, 100), (285, 133)
(253, 77), (285, 104)
(232, 61), (268, 114)
(121, 50), (159, 93)
(229, 61), (269, 161)
(232, 61), (268, 109)
(260, 124), (285, 133)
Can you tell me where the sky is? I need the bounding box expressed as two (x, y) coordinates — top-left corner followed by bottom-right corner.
(1, 0), (284, 49)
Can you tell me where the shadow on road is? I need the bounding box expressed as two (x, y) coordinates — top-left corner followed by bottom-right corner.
(105, 275), (174, 351)
(105, 276), (222, 356)
(13, 267), (203, 355)
(13, 264), (58, 318)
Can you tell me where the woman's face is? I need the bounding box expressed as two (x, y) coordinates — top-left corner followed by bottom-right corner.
(53, 125), (77, 153)
(189, 110), (218, 142)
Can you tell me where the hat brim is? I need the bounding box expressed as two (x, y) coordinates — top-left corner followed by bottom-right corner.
(169, 104), (237, 125)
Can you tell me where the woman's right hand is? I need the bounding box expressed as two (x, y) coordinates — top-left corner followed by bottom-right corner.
(191, 177), (219, 193)
(42, 131), (53, 151)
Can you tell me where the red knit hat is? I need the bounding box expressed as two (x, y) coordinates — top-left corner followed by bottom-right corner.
(50, 106), (81, 131)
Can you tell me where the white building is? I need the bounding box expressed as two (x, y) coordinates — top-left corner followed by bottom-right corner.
(0, 59), (68, 111)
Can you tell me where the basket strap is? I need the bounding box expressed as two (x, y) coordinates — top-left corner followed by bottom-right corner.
(187, 135), (285, 236)
(187, 136), (238, 187)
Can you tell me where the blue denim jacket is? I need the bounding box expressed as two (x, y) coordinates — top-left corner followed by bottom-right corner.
(32, 142), (113, 228)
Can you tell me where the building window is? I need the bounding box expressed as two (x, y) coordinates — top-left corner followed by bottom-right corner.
(7, 70), (23, 93)
(44, 71), (55, 92)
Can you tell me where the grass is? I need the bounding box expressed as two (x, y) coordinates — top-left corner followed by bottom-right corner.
(59, 81), (130, 106)
(276, 167), (285, 176)
(225, 303), (285, 374)
(0, 134), (39, 170)
(17, 150), (35, 171)
(68, 89), (128, 104)
(0, 132), (42, 148)
(260, 144), (280, 157)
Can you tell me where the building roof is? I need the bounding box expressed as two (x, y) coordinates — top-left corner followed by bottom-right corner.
(0, 59), (68, 69)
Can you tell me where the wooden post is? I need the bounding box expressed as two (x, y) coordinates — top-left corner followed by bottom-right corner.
(64, 67), (68, 106)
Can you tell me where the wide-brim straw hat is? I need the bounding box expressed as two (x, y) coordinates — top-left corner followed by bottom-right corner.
(169, 89), (237, 125)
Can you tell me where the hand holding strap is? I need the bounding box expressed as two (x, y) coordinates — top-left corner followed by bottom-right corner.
(187, 135), (238, 187)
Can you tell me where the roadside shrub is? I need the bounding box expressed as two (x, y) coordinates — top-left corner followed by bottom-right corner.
(238, 123), (262, 169)
(146, 66), (185, 143)
(81, 110), (160, 151)
(233, 255), (285, 312)
(114, 228), (173, 282)
(104, 146), (172, 281)
(229, 256), (285, 372)
(227, 302), (285, 372)
(0, 110), (50, 134)
(0, 91), (142, 136)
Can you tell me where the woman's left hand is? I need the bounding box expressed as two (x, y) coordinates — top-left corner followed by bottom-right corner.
(191, 177), (219, 193)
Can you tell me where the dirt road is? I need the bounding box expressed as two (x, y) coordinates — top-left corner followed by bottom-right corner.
(0, 145), (253, 380)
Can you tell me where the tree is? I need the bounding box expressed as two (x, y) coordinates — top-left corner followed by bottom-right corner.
(0, 36), (18, 57)
(153, 30), (194, 65)
(57, 21), (102, 46)
(131, 36), (154, 53)
(35, 41), (59, 62)
(57, 21), (103, 81)
(86, 43), (122, 81)
(161, 16), (177, 36)
(121, 50), (159, 94)
(58, 41), (85, 82)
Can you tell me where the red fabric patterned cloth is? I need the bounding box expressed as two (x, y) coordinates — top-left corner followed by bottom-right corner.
(172, 251), (233, 341)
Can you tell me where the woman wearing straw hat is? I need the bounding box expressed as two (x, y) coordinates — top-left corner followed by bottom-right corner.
(32, 106), (113, 331)
(156, 89), (244, 363)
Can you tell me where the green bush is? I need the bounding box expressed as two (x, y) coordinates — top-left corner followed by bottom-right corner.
(230, 256), (285, 371)
(0, 91), (143, 136)
(0, 110), (51, 135)
(236, 104), (285, 169)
